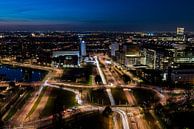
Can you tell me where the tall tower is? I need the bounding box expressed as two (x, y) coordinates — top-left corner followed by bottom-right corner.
(80, 39), (86, 57)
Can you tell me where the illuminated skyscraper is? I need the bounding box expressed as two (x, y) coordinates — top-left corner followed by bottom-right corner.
(111, 42), (119, 56)
(80, 40), (86, 57)
(176, 27), (185, 42)
(177, 27), (184, 35)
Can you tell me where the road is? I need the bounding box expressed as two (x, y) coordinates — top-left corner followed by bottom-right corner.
(95, 55), (129, 129)
(21, 80), (83, 124)
(44, 82), (83, 105)
(94, 56), (107, 84)
(96, 54), (164, 129)
(14, 105), (136, 129)
(97, 54), (121, 86)
(3, 61), (63, 127)
(95, 56), (116, 105)
(113, 108), (130, 129)
(123, 88), (137, 106)
(29, 86), (52, 121)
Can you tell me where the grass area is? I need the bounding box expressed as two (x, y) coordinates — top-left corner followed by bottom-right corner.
(87, 75), (93, 85)
(40, 89), (55, 118)
(4, 107), (17, 121)
(144, 111), (162, 129)
(60, 112), (113, 129)
(132, 88), (160, 107)
(87, 89), (110, 105)
(111, 88), (128, 105)
(40, 88), (77, 117)
(0, 102), (3, 109)
(26, 87), (47, 118)
(62, 65), (94, 85)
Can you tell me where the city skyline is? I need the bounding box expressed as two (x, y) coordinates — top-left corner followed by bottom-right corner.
(0, 0), (194, 31)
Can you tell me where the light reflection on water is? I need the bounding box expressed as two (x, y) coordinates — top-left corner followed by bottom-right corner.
(0, 65), (46, 82)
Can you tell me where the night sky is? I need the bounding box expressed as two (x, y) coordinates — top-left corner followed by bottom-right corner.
(0, 0), (194, 31)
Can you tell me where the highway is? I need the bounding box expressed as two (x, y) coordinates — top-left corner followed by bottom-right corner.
(96, 54), (164, 129)
(97, 54), (137, 129)
(95, 55), (116, 105)
(123, 88), (137, 106)
(2, 56), (185, 129)
(95, 55), (130, 129)
(106, 88), (116, 105)
(15, 104), (134, 129)
(2, 61), (63, 127)
(94, 56), (107, 84)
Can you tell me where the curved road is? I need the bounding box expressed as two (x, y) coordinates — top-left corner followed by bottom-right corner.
(113, 108), (130, 129)
(44, 82), (83, 105)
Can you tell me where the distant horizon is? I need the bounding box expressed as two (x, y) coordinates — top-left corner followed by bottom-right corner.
(0, 24), (193, 33)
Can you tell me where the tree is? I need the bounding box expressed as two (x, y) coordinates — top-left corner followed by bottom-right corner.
(102, 106), (112, 117)
(9, 81), (15, 87)
(185, 83), (193, 106)
(95, 75), (102, 84)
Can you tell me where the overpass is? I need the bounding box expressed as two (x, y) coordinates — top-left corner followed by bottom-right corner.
(10, 105), (130, 129)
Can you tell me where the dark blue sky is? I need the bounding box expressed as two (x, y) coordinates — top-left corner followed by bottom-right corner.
(0, 0), (194, 31)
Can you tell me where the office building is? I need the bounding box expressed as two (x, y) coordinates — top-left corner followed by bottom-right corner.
(111, 42), (119, 56)
(177, 27), (184, 35)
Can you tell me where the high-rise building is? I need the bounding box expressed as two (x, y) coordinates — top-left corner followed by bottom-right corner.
(177, 27), (184, 35)
(176, 27), (185, 42)
(111, 42), (119, 56)
(80, 40), (86, 56)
